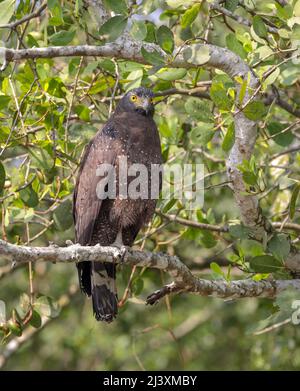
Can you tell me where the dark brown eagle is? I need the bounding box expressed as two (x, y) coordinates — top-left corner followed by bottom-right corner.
(73, 87), (163, 322)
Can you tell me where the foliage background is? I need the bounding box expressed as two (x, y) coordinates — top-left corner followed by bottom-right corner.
(1, 0), (300, 370)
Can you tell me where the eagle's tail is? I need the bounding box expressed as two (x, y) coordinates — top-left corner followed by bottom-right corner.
(90, 261), (118, 322)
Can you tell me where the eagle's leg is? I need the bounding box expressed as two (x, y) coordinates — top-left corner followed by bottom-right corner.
(110, 231), (127, 264)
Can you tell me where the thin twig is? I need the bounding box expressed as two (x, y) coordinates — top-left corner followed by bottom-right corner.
(0, 2), (47, 29)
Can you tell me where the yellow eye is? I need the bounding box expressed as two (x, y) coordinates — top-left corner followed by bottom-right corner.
(130, 95), (137, 102)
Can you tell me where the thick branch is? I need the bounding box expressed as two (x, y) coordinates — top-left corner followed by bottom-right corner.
(1, 240), (300, 303)
(146, 278), (300, 304)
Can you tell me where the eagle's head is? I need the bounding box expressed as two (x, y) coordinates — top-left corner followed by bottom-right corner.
(117, 87), (155, 117)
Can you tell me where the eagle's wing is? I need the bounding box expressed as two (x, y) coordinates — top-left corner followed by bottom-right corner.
(73, 124), (119, 245)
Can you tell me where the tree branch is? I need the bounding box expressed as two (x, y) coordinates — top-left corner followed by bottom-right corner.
(159, 212), (300, 234)
(211, 2), (278, 34)
(265, 89), (300, 119)
(154, 87), (210, 100)
(157, 211), (228, 233)
(1, 240), (300, 304)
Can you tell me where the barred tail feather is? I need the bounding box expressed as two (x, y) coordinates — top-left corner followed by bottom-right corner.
(91, 261), (118, 322)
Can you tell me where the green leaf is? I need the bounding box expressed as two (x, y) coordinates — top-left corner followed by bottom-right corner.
(210, 82), (232, 111)
(275, 3), (293, 20)
(250, 255), (283, 273)
(222, 122), (235, 152)
(74, 0), (80, 17)
(145, 22), (156, 43)
(210, 262), (225, 277)
(156, 25), (174, 54)
(98, 59), (116, 73)
(19, 186), (39, 208)
(44, 77), (66, 98)
(34, 296), (60, 318)
(0, 161), (5, 197)
(278, 28), (290, 39)
(185, 97), (214, 123)
(0, 0), (15, 25)
(253, 16), (268, 38)
(225, 0), (238, 12)
(267, 122), (293, 147)
(99, 16), (128, 42)
(252, 273), (270, 282)
(69, 58), (82, 76)
(29, 310), (42, 329)
(292, 24), (300, 40)
(19, 293), (30, 315)
(280, 66), (299, 87)
(0, 127), (10, 143)
(49, 30), (76, 46)
(242, 171), (257, 185)
(130, 19), (147, 41)
(295, 1), (300, 16)
(0, 95), (11, 110)
(243, 101), (266, 120)
(74, 105), (91, 122)
(103, 0), (127, 14)
(53, 199), (73, 231)
(124, 69), (143, 91)
(162, 198), (177, 213)
(237, 158), (258, 186)
(166, 0), (194, 7)
(36, 63), (49, 80)
(88, 80), (112, 95)
(290, 183), (300, 219)
(8, 319), (22, 337)
(200, 230), (217, 248)
(156, 67), (187, 81)
(159, 120), (173, 138)
(229, 224), (252, 239)
(48, 0), (64, 26)
(183, 44), (210, 65)
(226, 33), (247, 59)
(141, 47), (165, 66)
(268, 234), (291, 261)
(181, 4), (200, 29)
(190, 123), (215, 145)
(263, 68), (280, 88)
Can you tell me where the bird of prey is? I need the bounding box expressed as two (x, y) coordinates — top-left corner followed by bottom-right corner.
(73, 87), (163, 322)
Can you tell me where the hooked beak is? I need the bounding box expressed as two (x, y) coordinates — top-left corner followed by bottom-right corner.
(139, 98), (152, 115)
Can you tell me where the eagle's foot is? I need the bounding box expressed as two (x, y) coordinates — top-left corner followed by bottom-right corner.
(48, 241), (59, 248)
(110, 245), (127, 264)
(115, 245), (127, 264)
(66, 240), (74, 246)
